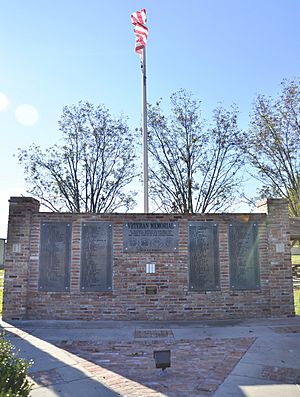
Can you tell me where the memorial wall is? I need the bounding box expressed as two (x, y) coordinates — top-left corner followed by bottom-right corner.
(2, 197), (295, 321)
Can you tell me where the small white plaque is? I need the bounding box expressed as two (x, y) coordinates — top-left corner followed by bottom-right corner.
(146, 263), (156, 274)
(275, 243), (285, 253)
(12, 243), (21, 253)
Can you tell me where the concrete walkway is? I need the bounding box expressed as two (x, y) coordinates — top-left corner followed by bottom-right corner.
(1, 317), (300, 397)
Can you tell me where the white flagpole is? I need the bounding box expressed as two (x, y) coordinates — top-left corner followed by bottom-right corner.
(142, 47), (149, 213)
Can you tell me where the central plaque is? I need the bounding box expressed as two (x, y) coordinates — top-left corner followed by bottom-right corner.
(188, 222), (220, 291)
(80, 222), (113, 292)
(123, 221), (178, 252)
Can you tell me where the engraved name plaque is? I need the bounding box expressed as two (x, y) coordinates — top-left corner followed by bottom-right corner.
(39, 222), (71, 292)
(228, 221), (260, 290)
(80, 222), (113, 292)
(123, 221), (178, 252)
(145, 285), (158, 295)
(189, 222), (220, 291)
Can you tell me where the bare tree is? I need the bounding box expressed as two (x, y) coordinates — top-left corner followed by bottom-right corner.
(18, 101), (137, 212)
(242, 79), (300, 217)
(148, 89), (244, 213)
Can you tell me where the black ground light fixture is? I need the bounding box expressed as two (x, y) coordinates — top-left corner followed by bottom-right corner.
(153, 350), (171, 371)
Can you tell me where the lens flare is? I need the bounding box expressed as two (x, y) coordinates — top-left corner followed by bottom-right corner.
(15, 104), (39, 126)
(0, 92), (9, 111)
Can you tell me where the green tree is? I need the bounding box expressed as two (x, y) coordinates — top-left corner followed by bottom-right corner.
(148, 89), (244, 213)
(242, 79), (300, 217)
(18, 101), (137, 212)
(288, 178), (300, 217)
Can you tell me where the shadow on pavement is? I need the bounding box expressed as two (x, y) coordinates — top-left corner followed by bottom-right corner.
(1, 321), (121, 397)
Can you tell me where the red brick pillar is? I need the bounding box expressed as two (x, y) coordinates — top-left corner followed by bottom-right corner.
(256, 199), (294, 317)
(2, 197), (40, 320)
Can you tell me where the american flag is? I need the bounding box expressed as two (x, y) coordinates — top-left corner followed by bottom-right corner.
(131, 8), (148, 57)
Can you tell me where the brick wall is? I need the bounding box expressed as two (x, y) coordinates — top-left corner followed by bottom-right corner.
(256, 199), (294, 316)
(3, 197), (40, 320)
(2, 197), (295, 321)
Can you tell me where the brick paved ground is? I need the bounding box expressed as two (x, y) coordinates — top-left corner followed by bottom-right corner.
(50, 336), (255, 397)
(261, 366), (300, 384)
(4, 319), (300, 397)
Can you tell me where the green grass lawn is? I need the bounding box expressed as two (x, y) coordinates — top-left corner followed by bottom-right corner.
(295, 288), (300, 316)
(292, 255), (300, 265)
(292, 254), (300, 315)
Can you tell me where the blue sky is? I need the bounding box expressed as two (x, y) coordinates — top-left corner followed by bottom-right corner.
(1, 0), (300, 237)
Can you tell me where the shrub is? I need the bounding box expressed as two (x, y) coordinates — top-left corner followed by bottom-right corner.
(0, 337), (33, 397)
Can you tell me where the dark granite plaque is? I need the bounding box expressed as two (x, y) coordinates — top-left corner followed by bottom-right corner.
(39, 222), (71, 292)
(80, 222), (112, 292)
(145, 285), (158, 295)
(228, 221), (260, 290)
(123, 221), (178, 252)
(188, 222), (220, 291)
